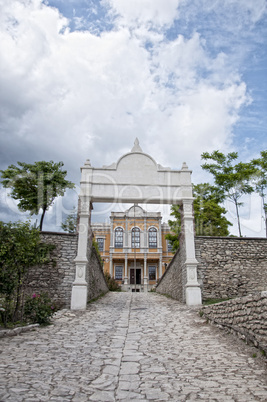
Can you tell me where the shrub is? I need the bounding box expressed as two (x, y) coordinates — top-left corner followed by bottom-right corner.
(0, 220), (54, 326)
(24, 293), (55, 325)
(104, 272), (121, 291)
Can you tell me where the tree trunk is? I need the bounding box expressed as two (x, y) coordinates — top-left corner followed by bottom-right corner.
(13, 270), (22, 322)
(39, 208), (46, 231)
(235, 200), (242, 237)
(263, 197), (267, 238)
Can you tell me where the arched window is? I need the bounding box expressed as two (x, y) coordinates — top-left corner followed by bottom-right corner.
(148, 227), (157, 248)
(115, 227), (123, 248)
(131, 227), (140, 248)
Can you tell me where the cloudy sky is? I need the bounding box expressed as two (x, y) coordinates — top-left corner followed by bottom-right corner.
(0, 0), (266, 236)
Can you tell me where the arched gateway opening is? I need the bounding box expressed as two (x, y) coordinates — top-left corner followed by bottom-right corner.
(71, 139), (201, 309)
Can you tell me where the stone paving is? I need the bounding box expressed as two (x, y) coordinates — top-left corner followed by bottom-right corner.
(0, 292), (266, 401)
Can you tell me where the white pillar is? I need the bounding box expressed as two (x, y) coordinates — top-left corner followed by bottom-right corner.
(124, 255), (128, 284)
(182, 199), (202, 306)
(110, 216), (114, 276)
(71, 197), (90, 310)
(109, 256), (113, 276)
(159, 256), (162, 278)
(158, 218), (162, 278)
(143, 255), (148, 290)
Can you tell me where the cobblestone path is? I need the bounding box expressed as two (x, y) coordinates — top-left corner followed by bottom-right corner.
(0, 292), (266, 401)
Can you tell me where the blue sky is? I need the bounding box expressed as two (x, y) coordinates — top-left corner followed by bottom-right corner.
(0, 0), (266, 236)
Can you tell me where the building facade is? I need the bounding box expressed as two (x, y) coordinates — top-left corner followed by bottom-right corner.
(92, 205), (174, 292)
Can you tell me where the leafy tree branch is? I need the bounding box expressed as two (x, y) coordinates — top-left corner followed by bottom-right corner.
(201, 151), (256, 237)
(166, 183), (232, 252)
(0, 161), (75, 231)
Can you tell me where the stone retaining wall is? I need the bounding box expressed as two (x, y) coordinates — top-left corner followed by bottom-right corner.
(156, 236), (267, 303)
(195, 237), (267, 300)
(156, 233), (187, 302)
(26, 232), (77, 308)
(87, 246), (109, 301)
(26, 232), (108, 308)
(156, 248), (184, 302)
(201, 292), (267, 354)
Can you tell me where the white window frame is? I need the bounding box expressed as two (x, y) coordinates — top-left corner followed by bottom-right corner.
(96, 237), (104, 252)
(115, 265), (123, 280)
(148, 227), (157, 248)
(114, 227), (124, 248)
(148, 265), (156, 281)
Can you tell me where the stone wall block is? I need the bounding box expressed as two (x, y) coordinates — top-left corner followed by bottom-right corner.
(202, 294), (267, 354)
(26, 232), (78, 308)
(195, 237), (267, 300)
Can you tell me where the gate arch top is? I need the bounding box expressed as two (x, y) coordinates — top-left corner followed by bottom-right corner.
(80, 138), (193, 204)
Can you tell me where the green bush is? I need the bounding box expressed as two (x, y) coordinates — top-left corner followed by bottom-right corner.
(0, 220), (54, 326)
(24, 293), (55, 325)
(104, 272), (121, 291)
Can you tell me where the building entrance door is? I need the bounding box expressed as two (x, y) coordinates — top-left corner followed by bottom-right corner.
(130, 268), (141, 285)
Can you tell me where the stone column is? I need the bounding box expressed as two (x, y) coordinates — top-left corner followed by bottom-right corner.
(124, 254), (128, 284)
(144, 216), (147, 248)
(143, 216), (148, 289)
(181, 199), (202, 305)
(71, 159), (93, 310)
(109, 256), (113, 276)
(159, 255), (162, 278)
(110, 216), (114, 276)
(158, 217), (162, 278)
(143, 255), (148, 291)
(125, 216), (128, 247)
(71, 195), (91, 310)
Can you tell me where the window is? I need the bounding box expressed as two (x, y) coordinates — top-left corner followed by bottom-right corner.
(131, 227), (140, 248)
(115, 227), (123, 248)
(149, 266), (156, 281)
(148, 227), (157, 248)
(96, 238), (104, 252)
(115, 266), (123, 280)
(167, 240), (173, 253)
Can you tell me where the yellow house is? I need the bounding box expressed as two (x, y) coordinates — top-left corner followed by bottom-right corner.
(92, 205), (174, 292)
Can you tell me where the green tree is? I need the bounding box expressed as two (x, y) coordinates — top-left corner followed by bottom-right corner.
(251, 150), (267, 237)
(166, 183), (232, 252)
(0, 221), (54, 325)
(165, 205), (182, 252)
(201, 151), (255, 237)
(0, 161), (75, 231)
(193, 183), (232, 236)
(61, 207), (77, 233)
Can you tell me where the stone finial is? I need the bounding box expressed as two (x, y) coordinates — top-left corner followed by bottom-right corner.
(131, 138), (143, 153)
(181, 162), (188, 170)
(84, 159), (91, 166)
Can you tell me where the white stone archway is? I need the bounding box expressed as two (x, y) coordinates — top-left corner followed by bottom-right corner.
(71, 139), (201, 309)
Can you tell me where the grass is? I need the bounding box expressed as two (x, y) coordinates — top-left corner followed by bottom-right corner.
(0, 321), (28, 329)
(203, 298), (230, 305)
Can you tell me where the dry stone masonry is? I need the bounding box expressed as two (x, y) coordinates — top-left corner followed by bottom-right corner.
(26, 232), (108, 308)
(201, 292), (267, 355)
(156, 234), (187, 302)
(157, 236), (267, 303)
(26, 232), (77, 307)
(195, 237), (267, 300)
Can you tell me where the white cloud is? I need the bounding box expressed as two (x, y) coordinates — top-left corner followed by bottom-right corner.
(218, 0), (267, 25)
(104, 0), (181, 29)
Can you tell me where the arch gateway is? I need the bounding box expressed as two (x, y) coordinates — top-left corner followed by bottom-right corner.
(71, 139), (202, 309)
